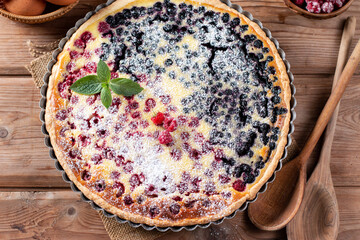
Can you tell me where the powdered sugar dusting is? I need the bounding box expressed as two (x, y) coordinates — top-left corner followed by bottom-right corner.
(51, 0), (289, 221)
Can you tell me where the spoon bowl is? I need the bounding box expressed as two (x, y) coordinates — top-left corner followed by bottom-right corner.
(287, 17), (355, 240)
(288, 184), (339, 239)
(248, 157), (305, 230)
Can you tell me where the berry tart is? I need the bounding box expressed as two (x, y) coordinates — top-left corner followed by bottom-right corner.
(45, 0), (291, 227)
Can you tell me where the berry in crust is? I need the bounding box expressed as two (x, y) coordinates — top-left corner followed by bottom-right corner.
(45, 0), (291, 227)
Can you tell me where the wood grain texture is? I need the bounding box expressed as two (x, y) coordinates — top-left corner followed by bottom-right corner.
(0, 191), (109, 239)
(298, 39), (360, 165)
(0, 0), (104, 75)
(0, 77), (68, 188)
(0, 190), (284, 240)
(0, 188), (358, 239)
(286, 17), (357, 238)
(0, 0), (359, 239)
(0, 0), (359, 75)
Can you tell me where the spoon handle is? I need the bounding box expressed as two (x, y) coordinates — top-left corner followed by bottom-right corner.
(298, 38), (360, 165)
(318, 17), (357, 173)
(286, 17), (357, 240)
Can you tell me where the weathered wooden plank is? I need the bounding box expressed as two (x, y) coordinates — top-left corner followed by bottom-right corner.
(290, 74), (360, 186)
(0, 191), (284, 240)
(0, 0), (104, 76)
(336, 187), (360, 240)
(0, 187), (358, 239)
(0, 191), (109, 239)
(0, 0), (359, 75)
(0, 76), (68, 188)
(1, 75), (359, 188)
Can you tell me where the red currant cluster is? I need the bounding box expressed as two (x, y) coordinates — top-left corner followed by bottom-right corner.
(151, 112), (178, 144)
(292, 0), (347, 13)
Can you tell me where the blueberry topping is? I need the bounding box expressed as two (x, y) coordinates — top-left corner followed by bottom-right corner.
(131, 7), (140, 19)
(166, 2), (177, 16)
(235, 132), (257, 157)
(222, 13), (230, 23)
(198, 6), (206, 13)
(243, 172), (255, 183)
(165, 58), (173, 66)
(239, 25), (249, 32)
(234, 163), (251, 178)
(255, 160), (265, 169)
(116, 27), (123, 36)
(154, 2), (162, 11)
(271, 96), (281, 104)
(79, 1), (285, 197)
(267, 56), (274, 62)
(268, 66), (276, 75)
(230, 17), (240, 27)
(123, 9), (132, 19)
(178, 9), (187, 20)
(254, 39), (263, 48)
(244, 34), (257, 43)
(147, 7), (155, 15)
(179, 3), (187, 9)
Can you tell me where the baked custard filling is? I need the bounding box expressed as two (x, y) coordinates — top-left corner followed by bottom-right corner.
(46, 0), (290, 226)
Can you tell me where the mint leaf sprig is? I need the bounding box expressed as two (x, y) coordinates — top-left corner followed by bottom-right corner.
(69, 60), (144, 109)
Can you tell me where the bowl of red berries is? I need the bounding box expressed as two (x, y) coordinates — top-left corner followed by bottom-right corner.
(284, 0), (354, 19)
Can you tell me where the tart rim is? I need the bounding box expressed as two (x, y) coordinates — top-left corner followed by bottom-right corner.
(44, 0), (292, 227)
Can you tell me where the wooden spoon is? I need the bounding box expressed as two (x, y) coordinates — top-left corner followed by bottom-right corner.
(286, 16), (356, 240)
(248, 21), (360, 231)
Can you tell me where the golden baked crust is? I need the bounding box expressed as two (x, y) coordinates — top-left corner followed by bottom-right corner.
(45, 0), (291, 227)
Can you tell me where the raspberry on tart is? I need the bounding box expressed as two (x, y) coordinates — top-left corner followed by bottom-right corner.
(45, 0), (291, 227)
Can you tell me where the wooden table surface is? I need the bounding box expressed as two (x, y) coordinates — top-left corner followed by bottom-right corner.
(0, 0), (360, 239)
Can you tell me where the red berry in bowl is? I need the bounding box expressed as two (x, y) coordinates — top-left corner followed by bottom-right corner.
(334, 0), (344, 8)
(306, 1), (321, 13)
(292, 0), (304, 6)
(305, 0), (323, 4)
(322, 2), (334, 13)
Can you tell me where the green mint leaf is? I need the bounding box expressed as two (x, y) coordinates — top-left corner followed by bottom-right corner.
(97, 60), (111, 83)
(101, 86), (112, 109)
(69, 75), (102, 95)
(109, 78), (144, 97)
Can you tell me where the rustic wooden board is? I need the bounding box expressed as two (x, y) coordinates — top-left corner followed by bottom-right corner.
(0, 0), (360, 239)
(0, 187), (358, 239)
(0, 0), (359, 75)
(0, 191), (109, 239)
(0, 0), (104, 76)
(0, 77), (68, 188)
